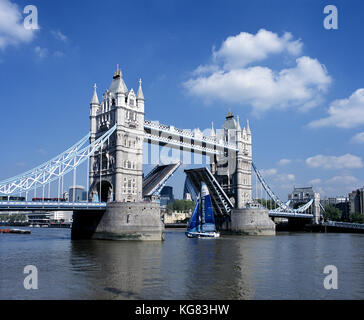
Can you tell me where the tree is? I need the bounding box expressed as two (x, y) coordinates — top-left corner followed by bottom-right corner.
(256, 199), (278, 209)
(350, 212), (364, 223)
(167, 200), (195, 212)
(323, 205), (342, 221)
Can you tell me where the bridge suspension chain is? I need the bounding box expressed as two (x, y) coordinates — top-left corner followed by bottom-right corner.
(252, 162), (313, 214)
(0, 125), (117, 196)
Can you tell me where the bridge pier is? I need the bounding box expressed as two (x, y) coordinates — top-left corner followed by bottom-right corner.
(72, 202), (164, 241)
(230, 207), (275, 235)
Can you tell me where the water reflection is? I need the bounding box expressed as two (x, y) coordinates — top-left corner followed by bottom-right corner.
(1, 229), (364, 299)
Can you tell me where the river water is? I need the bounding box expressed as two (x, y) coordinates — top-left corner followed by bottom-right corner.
(1, 228), (364, 300)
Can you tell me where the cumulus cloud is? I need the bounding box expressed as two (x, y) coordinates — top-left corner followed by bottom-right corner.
(54, 50), (65, 58)
(260, 168), (295, 183)
(51, 30), (67, 42)
(306, 154), (363, 169)
(260, 168), (277, 177)
(183, 29), (331, 113)
(309, 89), (364, 128)
(212, 29), (303, 69)
(275, 173), (295, 182)
(277, 158), (291, 166)
(0, 0), (35, 49)
(34, 46), (48, 58)
(309, 178), (322, 185)
(327, 175), (358, 185)
(351, 132), (364, 144)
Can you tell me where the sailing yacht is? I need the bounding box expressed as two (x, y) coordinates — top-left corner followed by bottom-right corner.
(185, 182), (220, 238)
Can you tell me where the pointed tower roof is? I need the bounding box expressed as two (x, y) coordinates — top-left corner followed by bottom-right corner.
(211, 121), (215, 136)
(247, 119), (251, 134)
(109, 64), (128, 94)
(236, 116), (241, 131)
(137, 78), (144, 100)
(91, 83), (99, 104)
(223, 109), (237, 129)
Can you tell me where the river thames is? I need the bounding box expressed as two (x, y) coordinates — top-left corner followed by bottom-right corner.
(1, 228), (364, 300)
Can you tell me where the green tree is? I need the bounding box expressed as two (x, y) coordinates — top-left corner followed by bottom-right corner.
(167, 200), (195, 212)
(323, 205), (342, 221)
(256, 199), (278, 209)
(350, 212), (364, 223)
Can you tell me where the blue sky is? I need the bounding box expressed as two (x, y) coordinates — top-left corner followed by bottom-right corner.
(0, 0), (364, 200)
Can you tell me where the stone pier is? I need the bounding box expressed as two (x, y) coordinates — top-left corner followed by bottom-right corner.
(72, 202), (164, 241)
(230, 208), (276, 235)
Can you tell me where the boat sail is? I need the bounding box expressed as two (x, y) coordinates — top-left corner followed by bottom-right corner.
(185, 182), (220, 238)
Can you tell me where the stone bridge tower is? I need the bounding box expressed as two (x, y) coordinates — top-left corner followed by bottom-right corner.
(211, 112), (252, 209)
(89, 66), (145, 203)
(211, 112), (275, 235)
(78, 66), (164, 241)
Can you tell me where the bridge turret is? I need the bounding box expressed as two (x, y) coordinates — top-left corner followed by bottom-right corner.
(136, 78), (145, 114)
(89, 83), (100, 199)
(90, 83), (99, 142)
(210, 121), (215, 137)
(246, 119), (251, 135)
(236, 116), (241, 132)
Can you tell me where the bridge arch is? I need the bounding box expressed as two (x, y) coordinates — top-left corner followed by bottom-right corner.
(100, 180), (113, 203)
(90, 179), (114, 203)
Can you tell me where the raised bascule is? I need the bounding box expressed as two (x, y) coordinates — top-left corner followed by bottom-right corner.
(0, 66), (322, 240)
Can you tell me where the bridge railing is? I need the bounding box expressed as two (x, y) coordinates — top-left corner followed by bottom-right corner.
(144, 120), (238, 151)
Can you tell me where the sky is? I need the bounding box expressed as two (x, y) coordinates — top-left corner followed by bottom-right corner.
(0, 0), (363, 200)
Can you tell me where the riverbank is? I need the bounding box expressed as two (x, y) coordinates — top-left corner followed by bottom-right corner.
(304, 221), (364, 234)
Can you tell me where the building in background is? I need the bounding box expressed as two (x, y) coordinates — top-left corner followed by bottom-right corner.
(50, 211), (73, 223)
(288, 187), (315, 208)
(349, 188), (364, 215)
(321, 196), (350, 220)
(183, 176), (198, 201)
(160, 186), (174, 208)
(69, 186), (87, 202)
(27, 213), (51, 225)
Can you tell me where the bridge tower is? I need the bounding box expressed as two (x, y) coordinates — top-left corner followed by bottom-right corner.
(212, 112), (252, 209)
(73, 66), (164, 241)
(212, 111), (275, 235)
(89, 66), (144, 203)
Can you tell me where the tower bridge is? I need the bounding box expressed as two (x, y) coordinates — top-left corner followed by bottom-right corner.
(0, 66), (321, 240)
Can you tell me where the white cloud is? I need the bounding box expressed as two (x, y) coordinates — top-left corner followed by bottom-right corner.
(260, 168), (295, 183)
(54, 50), (65, 58)
(0, 0), (35, 49)
(260, 168), (277, 177)
(277, 158), (291, 166)
(327, 175), (358, 185)
(34, 46), (48, 58)
(184, 29), (331, 114)
(351, 132), (364, 144)
(36, 148), (47, 156)
(275, 173), (295, 182)
(309, 178), (322, 185)
(212, 29), (303, 69)
(51, 30), (67, 42)
(309, 89), (364, 128)
(306, 154), (363, 169)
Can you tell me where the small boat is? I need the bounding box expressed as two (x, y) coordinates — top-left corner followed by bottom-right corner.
(185, 182), (220, 239)
(1, 229), (31, 234)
